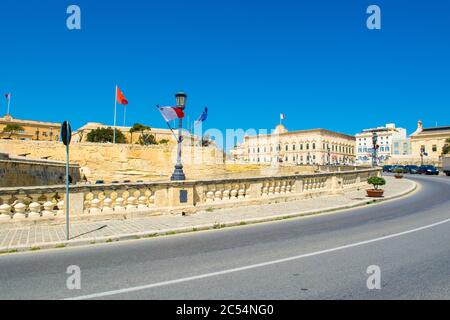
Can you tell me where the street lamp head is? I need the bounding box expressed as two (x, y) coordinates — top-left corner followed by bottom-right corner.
(175, 92), (188, 109)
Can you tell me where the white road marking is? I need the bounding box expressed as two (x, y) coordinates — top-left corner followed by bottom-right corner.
(64, 216), (450, 300)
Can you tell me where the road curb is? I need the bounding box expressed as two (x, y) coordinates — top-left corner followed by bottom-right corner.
(0, 180), (418, 255)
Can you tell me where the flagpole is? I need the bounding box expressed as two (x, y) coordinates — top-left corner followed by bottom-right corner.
(113, 85), (117, 144)
(123, 105), (127, 127)
(7, 95), (11, 115)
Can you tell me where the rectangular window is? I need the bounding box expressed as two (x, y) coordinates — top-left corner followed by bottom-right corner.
(432, 145), (437, 152)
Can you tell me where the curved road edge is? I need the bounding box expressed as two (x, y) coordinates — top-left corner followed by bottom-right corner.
(0, 178), (419, 255)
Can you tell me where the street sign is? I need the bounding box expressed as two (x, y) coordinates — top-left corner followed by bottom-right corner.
(61, 120), (72, 240)
(61, 121), (72, 146)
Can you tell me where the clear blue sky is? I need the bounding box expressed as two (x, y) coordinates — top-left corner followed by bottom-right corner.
(1, 0), (449, 149)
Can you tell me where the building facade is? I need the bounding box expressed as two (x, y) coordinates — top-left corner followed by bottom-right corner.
(72, 122), (178, 144)
(237, 125), (356, 165)
(410, 120), (450, 163)
(355, 123), (407, 165)
(0, 114), (61, 141)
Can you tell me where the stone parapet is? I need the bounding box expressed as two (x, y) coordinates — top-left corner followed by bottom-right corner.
(0, 168), (380, 224)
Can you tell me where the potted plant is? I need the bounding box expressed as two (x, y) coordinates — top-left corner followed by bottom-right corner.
(393, 168), (404, 179)
(366, 176), (386, 197)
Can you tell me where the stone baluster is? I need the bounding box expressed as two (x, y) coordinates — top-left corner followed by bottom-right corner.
(42, 201), (55, 217)
(291, 181), (297, 193)
(0, 198), (12, 221)
(103, 197), (114, 212)
(89, 193), (102, 214)
(245, 184), (251, 198)
(230, 186), (238, 200)
(83, 192), (93, 214)
(214, 190), (223, 202)
(137, 196), (147, 209)
(114, 196), (125, 212)
(122, 191), (130, 210)
(238, 185), (246, 199)
(274, 182), (281, 195)
(126, 195), (138, 210)
(280, 181), (286, 194)
(222, 189), (230, 201)
(13, 198), (27, 219)
(56, 200), (65, 216)
(28, 195), (42, 218)
(286, 182), (292, 193)
(206, 189), (215, 202)
(262, 183), (269, 197)
(268, 184), (275, 196)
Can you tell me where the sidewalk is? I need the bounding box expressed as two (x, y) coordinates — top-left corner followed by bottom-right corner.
(0, 176), (417, 253)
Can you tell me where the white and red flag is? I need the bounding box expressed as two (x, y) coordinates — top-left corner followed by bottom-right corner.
(158, 106), (185, 122)
(280, 113), (285, 120)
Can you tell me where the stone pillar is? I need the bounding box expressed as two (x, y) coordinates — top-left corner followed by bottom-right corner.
(249, 181), (263, 199)
(294, 178), (304, 194)
(65, 191), (85, 216)
(167, 184), (194, 208)
(330, 174), (344, 195)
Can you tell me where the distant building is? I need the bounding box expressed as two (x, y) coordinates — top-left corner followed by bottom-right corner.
(410, 120), (450, 163)
(0, 114), (61, 141)
(230, 143), (246, 162)
(392, 137), (411, 156)
(235, 124), (356, 165)
(355, 123), (407, 165)
(72, 122), (202, 145)
(72, 122), (177, 144)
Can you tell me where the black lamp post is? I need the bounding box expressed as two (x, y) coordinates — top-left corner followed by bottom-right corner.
(171, 92), (187, 181)
(372, 132), (378, 167)
(420, 146), (426, 166)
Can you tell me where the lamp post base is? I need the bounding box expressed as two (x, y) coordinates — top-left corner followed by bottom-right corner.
(171, 164), (186, 181)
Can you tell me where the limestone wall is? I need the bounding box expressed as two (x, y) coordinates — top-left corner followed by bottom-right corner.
(0, 158), (80, 187)
(0, 140), (225, 182)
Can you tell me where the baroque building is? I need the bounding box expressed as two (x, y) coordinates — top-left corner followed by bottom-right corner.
(0, 114), (61, 141)
(410, 120), (450, 162)
(237, 124), (356, 165)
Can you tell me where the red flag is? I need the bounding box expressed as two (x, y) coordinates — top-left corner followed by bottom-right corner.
(116, 86), (128, 105)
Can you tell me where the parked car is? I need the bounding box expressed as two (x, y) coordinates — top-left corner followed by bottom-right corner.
(392, 165), (406, 173)
(382, 165), (393, 172)
(417, 165), (440, 175)
(404, 165), (420, 174)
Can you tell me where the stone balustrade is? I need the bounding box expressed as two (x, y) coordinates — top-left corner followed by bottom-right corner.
(0, 168), (381, 222)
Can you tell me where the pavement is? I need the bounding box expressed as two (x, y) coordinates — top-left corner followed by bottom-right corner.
(0, 176), (415, 253)
(0, 174), (449, 300)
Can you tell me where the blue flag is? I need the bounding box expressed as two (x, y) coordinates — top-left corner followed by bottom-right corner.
(195, 107), (208, 125)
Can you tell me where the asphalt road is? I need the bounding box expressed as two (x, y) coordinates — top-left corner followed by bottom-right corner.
(1, 174), (450, 300)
